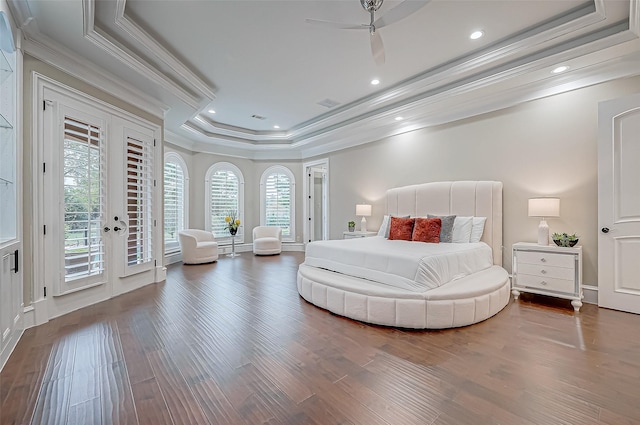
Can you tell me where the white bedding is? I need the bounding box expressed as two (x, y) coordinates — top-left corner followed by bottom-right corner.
(304, 236), (493, 293)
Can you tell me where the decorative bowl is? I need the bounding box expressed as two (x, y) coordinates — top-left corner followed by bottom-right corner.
(553, 238), (578, 247)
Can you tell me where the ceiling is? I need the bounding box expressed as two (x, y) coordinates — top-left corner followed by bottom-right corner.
(9, 0), (640, 159)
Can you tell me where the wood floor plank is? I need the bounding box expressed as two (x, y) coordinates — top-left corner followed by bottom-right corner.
(2, 252), (640, 424)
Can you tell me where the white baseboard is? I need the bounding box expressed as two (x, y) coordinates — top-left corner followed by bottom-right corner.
(283, 243), (305, 252)
(0, 327), (24, 372)
(583, 284), (598, 305)
(154, 266), (167, 283)
(164, 251), (182, 266)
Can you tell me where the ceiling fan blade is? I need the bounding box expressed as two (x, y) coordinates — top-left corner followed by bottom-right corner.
(371, 30), (385, 65)
(305, 18), (367, 30)
(374, 0), (431, 29)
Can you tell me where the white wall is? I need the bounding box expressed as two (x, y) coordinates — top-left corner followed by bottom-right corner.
(317, 75), (640, 287)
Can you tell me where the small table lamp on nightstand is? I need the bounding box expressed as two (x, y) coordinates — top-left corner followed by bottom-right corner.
(528, 197), (560, 245)
(356, 204), (372, 232)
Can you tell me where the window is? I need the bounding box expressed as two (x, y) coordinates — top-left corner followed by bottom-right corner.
(260, 166), (295, 242)
(205, 162), (244, 243)
(164, 152), (188, 254)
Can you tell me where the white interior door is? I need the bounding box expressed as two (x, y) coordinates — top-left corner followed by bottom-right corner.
(597, 92), (640, 314)
(42, 87), (158, 313)
(305, 165), (328, 243)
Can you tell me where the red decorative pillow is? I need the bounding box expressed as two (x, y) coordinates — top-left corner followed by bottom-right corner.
(412, 217), (441, 243)
(389, 217), (415, 241)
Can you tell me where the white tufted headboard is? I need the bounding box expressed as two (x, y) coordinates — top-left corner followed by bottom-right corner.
(386, 181), (503, 266)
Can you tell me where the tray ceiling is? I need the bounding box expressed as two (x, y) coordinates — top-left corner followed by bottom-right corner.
(10, 0), (640, 159)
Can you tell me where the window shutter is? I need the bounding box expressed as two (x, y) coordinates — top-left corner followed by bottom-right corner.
(126, 136), (153, 266)
(209, 170), (241, 238)
(63, 117), (105, 281)
(163, 161), (184, 248)
(265, 172), (291, 236)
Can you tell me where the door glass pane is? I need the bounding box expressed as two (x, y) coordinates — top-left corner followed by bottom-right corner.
(126, 136), (153, 266)
(63, 118), (104, 281)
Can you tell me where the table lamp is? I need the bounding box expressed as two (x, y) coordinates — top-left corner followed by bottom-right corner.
(528, 197), (560, 245)
(356, 204), (372, 232)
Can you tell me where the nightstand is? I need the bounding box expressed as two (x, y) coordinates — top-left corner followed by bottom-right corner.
(343, 231), (377, 239)
(512, 242), (583, 311)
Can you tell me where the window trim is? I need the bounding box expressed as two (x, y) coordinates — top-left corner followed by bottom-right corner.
(260, 165), (295, 242)
(204, 162), (245, 244)
(163, 152), (189, 254)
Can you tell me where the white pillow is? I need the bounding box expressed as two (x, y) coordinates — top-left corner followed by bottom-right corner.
(377, 215), (390, 237)
(470, 217), (487, 243)
(452, 216), (473, 243)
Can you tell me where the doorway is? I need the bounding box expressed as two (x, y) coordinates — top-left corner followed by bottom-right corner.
(303, 159), (329, 243)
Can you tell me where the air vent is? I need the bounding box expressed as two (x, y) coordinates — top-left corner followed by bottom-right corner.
(251, 114), (267, 120)
(317, 98), (341, 108)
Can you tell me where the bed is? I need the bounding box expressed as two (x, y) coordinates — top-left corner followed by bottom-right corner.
(297, 181), (510, 329)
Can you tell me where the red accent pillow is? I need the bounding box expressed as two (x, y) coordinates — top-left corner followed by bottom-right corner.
(389, 217), (415, 241)
(412, 217), (441, 243)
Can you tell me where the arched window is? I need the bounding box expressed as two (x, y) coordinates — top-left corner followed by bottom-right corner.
(164, 152), (189, 254)
(260, 166), (295, 242)
(205, 162), (245, 243)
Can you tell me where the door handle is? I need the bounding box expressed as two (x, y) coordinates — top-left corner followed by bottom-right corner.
(103, 226), (111, 232)
(114, 226), (122, 232)
(601, 227), (610, 233)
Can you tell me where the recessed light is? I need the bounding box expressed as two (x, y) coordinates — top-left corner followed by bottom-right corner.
(273, 125), (280, 129)
(552, 65), (569, 74)
(208, 109), (216, 114)
(395, 116), (403, 121)
(470, 30), (484, 40)
(371, 79), (380, 85)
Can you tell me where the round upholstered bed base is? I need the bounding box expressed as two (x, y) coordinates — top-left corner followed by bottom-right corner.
(297, 264), (510, 329)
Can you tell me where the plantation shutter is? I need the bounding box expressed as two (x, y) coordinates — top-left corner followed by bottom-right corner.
(265, 172), (291, 237)
(63, 117), (105, 282)
(126, 136), (154, 267)
(164, 161), (184, 251)
(209, 170), (241, 238)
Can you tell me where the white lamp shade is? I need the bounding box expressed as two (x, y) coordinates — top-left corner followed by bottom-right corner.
(356, 204), (372, 217)
(528, 198), (560, 218)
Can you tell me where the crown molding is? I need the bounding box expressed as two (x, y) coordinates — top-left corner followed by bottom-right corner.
(21, 35), (168, 118)
(113, 0), (216, 102)
(81, 0), (201, 110)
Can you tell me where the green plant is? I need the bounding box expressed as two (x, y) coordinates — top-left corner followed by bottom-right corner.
(348, 220), (355, 228)
(552, 232), (579, 247)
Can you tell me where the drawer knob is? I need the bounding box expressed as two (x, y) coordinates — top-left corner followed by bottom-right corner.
(540, 258), (547, 263)
(541, 269), (547, 274)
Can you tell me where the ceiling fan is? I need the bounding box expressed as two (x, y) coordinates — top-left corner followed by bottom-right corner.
(306, 0), (430, 66)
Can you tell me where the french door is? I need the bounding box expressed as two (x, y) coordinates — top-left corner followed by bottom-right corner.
(41, 86), (159, 308)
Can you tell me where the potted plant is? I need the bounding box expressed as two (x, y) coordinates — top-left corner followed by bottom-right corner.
(348, 220), (356, 232)
(552, 232), (579, 247)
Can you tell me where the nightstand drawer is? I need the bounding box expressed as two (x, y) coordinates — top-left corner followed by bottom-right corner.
(516, 250), (574, 268)
(517, 263), (574, 280)
(516, 273), (575, 293)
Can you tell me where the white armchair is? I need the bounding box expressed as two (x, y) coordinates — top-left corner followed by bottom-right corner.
(253, 226), (282, 255)
(178, 229), (219, 264)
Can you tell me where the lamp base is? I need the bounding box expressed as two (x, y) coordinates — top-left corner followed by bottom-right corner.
(537, 219), (549, 245)
(361, 216), (367, 232)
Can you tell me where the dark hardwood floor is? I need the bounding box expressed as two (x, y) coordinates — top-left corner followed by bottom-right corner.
(2, 251), (640, 424)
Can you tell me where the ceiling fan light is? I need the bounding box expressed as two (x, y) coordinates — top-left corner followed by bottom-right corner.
(470, 30), (484, 40)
